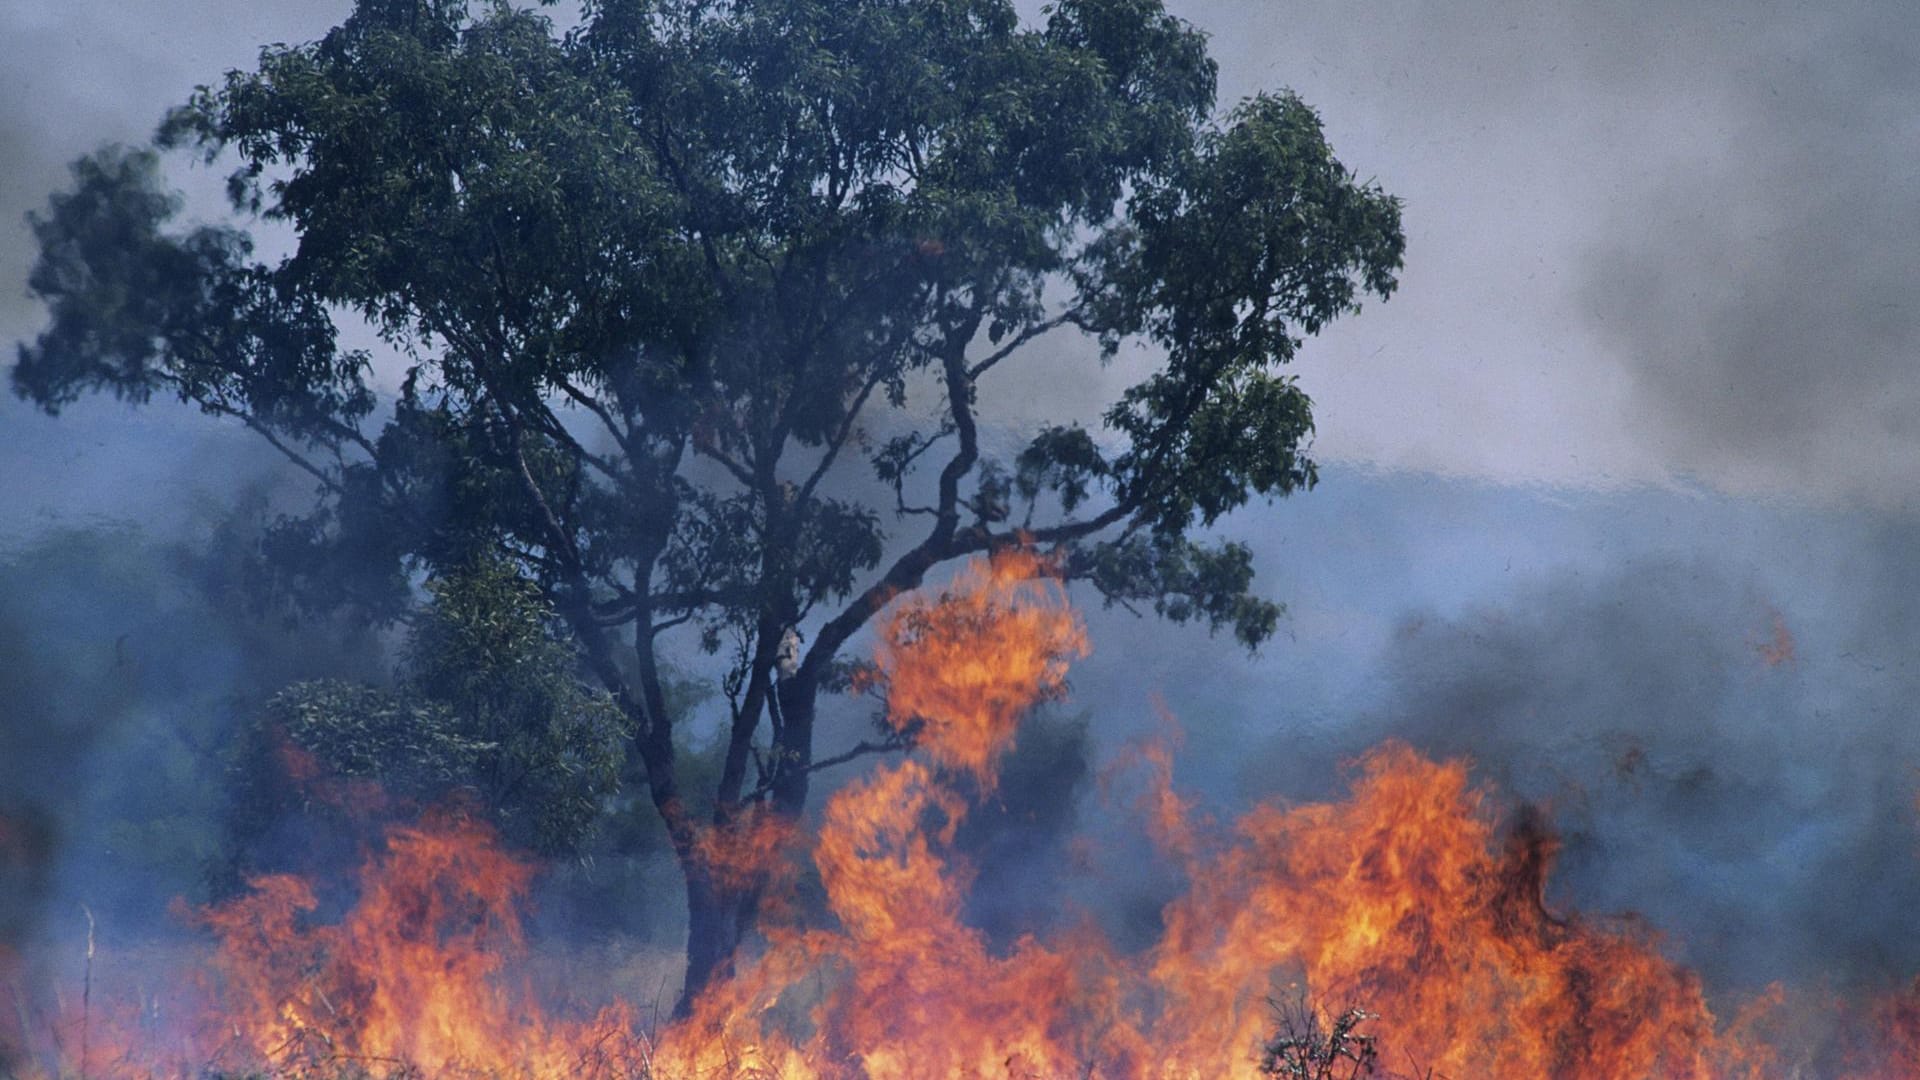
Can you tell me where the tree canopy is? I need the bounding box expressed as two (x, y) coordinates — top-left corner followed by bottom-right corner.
(222, 555), (629, 893)
(14, 0), (1403, 1009)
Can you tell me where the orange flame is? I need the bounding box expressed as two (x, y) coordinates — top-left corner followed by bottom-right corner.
(16, 552), (1920, 1078)
(27, 812), (643, 1079)
(867, 548), (1089, 785)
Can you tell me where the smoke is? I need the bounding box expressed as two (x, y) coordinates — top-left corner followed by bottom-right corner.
(14, 1), (1918, 499)
(1361, 557), (1919, 994)
(1390, 0), (1920, 504)
(954, 708), (1095, 948)
(0, 4), (349, 337)
(1130, 0), (1920, 502)
(0, 505), (387, 1010)
(986, 469), (1920, 1000)
(1574, 2), (1920, 503)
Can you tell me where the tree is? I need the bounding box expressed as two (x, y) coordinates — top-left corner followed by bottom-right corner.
(13, 0), (1403, 1012)
(220, 556), (628, 894)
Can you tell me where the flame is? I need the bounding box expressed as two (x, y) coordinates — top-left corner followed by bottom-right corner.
(13, 551), (1920, 1077)
(1854, 980), (1920, 1078)
(868, 548), (1089, 784)
(193, 812), (560, 1074)
(1146, 746), (1754, 1078)
(31, 810), (643, 1079)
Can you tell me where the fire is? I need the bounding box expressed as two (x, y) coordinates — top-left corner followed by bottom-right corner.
(190, 812), (636, 1077)
(1145, 748), (1744, 1078)
(9, 551), (1920, 1077)
(866, 548), (1089, 784)
(22, 811), (643, 1079)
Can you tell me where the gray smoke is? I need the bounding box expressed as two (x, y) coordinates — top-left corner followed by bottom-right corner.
(1360, 557), (1917, 994)
(1050, 475), (1920, 998)
(1149, 0), (1920, 501)
(0, 501), (387, 1035)
(1576, 2), (1920, 501)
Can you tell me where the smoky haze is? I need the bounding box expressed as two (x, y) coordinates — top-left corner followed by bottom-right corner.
(1045, 476), (1920, 997)
(1152, 0), (1920, 504)
(12, 3), (1920, 501)
(1364, 558), (1918, 994)
(8, 0), (1920, 1049)
(1573, 1), (1920, 502)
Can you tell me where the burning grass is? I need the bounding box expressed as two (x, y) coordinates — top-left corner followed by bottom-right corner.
(7, 553), (1920, 1078)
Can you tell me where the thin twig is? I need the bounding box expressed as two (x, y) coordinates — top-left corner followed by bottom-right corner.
(744, 736), (909, 802)
(79, 903), (94, 1080)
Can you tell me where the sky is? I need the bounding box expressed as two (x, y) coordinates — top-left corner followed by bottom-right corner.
(6, 0), (1920, 999)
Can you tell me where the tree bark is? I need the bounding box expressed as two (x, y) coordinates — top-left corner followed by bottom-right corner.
(676, 859), (751, 1019)
(673, 672), (821, 1018)
(770, 672), (817, 815)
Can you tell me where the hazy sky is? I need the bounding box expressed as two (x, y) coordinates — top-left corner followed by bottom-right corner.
(9, 1), (1920, 510)
(1078, 0), (1920, 503)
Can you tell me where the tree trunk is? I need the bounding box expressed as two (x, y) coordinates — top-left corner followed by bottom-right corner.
(673, 673), (822, 1018)
(676, 859), (750, 1019)
(770, 674), (817, 815)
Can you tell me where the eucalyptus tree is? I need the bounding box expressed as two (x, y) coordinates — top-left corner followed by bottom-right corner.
(14, 0), (1403, 1010)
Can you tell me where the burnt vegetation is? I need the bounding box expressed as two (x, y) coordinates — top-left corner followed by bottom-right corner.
(1259, 995), (1380, 1080)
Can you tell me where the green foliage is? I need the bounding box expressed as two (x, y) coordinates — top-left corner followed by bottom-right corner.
(17, 0), (1398, 648)
(1071, 532), (1279, 648)
(13, 146), (374, 444)
(263, 680), (486, 786)
(409, 558), (631, 849)
(228, 557), (628, 865)
(1072, 91), (1404, 533)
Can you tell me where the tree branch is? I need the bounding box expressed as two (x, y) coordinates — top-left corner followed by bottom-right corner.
(556, 374), (638, 458)
(745, 734), (909, 803)
(798, 304), (986, 681)
(965, 309), (1084, 380)
(693, 437), (757, 489)
(189, 395), (344, 496)
(796, 364), (888, 504)
(649, 611), (696, 637)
